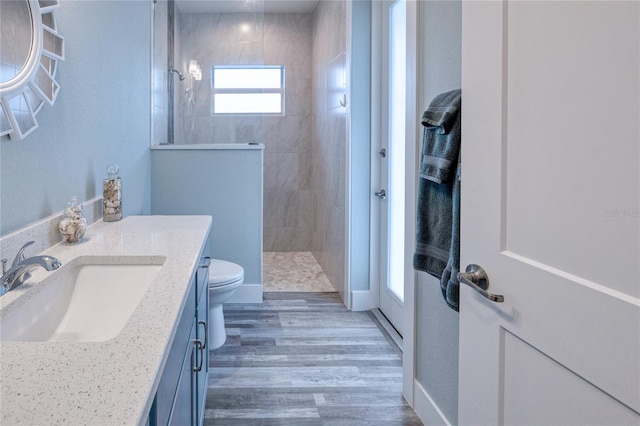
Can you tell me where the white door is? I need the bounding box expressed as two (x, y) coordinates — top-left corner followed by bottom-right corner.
(376, 0), (408, 335)
(459, 1), (639, 424)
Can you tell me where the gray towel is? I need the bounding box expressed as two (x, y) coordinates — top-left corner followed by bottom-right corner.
(413, 89), (461, 311)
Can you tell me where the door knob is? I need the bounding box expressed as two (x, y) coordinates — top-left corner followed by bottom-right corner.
(457, 264), (504, 303)
(375, 189), (386, 200)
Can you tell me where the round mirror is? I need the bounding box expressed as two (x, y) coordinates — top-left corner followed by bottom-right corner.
(0, 0), (65, 141)
(0, 1), (34, 85)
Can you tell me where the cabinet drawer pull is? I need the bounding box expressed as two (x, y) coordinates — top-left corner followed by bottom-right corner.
(198, 320), (207, 350)
(193, 339), (204, 372)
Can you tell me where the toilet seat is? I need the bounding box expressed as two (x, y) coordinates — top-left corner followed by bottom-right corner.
(209, 259), (244, 288)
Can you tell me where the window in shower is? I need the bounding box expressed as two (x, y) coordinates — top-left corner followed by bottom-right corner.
(212, 66), (285, 115)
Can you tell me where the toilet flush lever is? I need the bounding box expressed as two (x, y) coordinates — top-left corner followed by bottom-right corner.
(375, 189), (386, 200)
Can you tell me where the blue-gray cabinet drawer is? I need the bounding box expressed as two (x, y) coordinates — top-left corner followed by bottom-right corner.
(168, 321), (196, 426)
(153, 285), (196, 425)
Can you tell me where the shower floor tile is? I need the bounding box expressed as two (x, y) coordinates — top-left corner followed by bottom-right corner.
(263, 252), (335, 292)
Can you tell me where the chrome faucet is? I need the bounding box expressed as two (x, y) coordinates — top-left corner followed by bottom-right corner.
(0, 241), (62, 297)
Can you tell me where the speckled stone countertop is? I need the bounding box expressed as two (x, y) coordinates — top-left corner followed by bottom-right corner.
(0, 215), (211, 426)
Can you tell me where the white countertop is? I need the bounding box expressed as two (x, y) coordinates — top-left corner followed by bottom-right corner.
(0, 215), (212, 426)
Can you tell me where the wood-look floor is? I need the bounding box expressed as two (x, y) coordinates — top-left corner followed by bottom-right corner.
(204, 292), (423, 426)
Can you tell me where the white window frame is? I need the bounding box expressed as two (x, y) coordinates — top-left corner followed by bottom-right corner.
(211, 65), (285, 115)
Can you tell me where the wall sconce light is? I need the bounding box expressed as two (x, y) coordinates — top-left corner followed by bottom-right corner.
(188, 60), (202, 81)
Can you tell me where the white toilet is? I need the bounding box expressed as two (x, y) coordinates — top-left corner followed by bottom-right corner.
(208, 258), (244, 350)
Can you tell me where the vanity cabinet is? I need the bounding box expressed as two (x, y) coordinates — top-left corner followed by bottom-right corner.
(150, 257), (210, 426)
(168, 325), (196, 425)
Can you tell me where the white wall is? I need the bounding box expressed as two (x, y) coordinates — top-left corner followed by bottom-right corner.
(0, 1), (152, 236)
(349, 0), (372, 293)
(414, 1), (462, 424)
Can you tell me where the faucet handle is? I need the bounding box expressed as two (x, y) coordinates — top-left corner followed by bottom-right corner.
(1, 259), (7, 275)
(12, 241), (35, 268)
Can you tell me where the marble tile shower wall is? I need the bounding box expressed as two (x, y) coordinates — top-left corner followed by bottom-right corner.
(175, 11), (313, 252)
(311, 0), (346, 292)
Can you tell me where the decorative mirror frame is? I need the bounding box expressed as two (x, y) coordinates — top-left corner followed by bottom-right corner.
(0, 0), (65, 141)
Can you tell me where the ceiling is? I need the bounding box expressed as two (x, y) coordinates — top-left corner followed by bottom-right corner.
(175, 0), (320, 14)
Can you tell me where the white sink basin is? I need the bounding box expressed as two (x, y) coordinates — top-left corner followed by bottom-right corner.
(0, 256), (165, 342)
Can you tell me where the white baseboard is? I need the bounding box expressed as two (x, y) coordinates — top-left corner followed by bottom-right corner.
(227, 283), (263, 303)
(371, 309), (402, 351)
(413, 380), (451, 426)
(350, 289), (373, 311)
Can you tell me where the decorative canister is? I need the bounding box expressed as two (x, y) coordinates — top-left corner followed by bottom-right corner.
(58, 196), (88, 243)
(103, 164), (122, 222)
